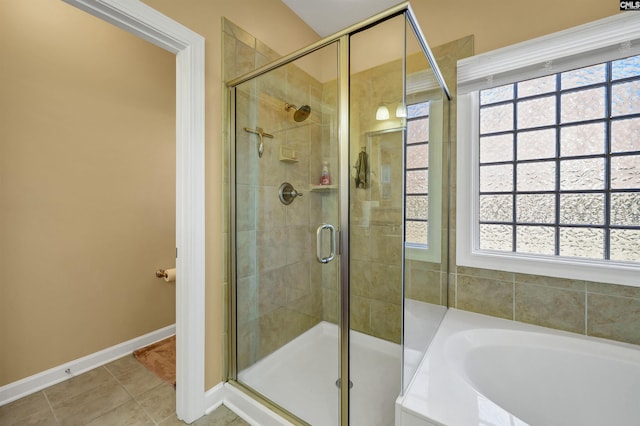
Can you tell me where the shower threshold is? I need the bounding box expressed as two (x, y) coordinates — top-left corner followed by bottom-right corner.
(238, 322), (401, 425)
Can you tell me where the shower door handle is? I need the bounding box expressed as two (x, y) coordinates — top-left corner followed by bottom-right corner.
(316, 223), (336, 264)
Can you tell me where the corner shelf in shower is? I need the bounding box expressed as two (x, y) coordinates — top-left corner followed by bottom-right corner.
(309, 184), (338, 192)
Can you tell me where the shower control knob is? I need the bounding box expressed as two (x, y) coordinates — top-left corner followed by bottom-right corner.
(278, 182), (302, 205)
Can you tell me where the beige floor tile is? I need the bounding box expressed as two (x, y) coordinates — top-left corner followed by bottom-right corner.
(103, 355), (142, 378)
(158, 405), (249, 426)
(137, 383), (176, 423)
(0, 392), (53, 426)
(85, 400), (153, 426)
(105, 355), (166, 397)
(12, 409), (59, 426)
(45, 367), (116, 405)
(157, 414), (187, 425)
(52, 381), (131, 426)
(193, 405), (249, 426)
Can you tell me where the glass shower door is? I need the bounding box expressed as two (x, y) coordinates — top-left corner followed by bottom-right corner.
(348, 14), (405, 426)
(231, 42), (341, 425)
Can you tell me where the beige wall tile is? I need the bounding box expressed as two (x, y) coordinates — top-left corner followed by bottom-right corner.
(222, 19), (255, 50)
(257, 267), (287, 316)
(322, 288), (338, 324)
(235, 231), (256, 279)
(456, 275), (513, 319)
(587, 282), (640, 299)
(406, 265), (441, 304)
(515, 283), (585, 334)
(370, 300), (402, 344)
(369, 263), (402, 303)
(456, 266), (514, 282)
(350, 226), (372, 261)
(515, 273), (586, 291)
(370, 225), (403, 265)
(256, 227), (287, 272)
(350, 295), (371, 335)
(255, 39), (279, 62)
(258, 308), (318, 359)
(588, 294), (640, 345)
(350, 260), (372, 298)
(285, 226), (311, 265)
(236, 276), (258, 323)
(235, 185), (256, 232)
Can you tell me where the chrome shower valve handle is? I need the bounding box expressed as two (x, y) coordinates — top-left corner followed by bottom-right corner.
(278, 182), (303, 205)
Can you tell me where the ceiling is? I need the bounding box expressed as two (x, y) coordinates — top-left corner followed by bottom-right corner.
(281, 0), (401, 37)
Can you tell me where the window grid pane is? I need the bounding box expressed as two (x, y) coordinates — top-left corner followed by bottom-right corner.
(405, 102), (431, 245)
(478, 54), (640, 262)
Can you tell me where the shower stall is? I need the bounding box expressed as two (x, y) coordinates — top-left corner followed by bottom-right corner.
(227, 3), (450, 424)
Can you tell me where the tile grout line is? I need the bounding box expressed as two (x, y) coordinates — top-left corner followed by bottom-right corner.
(454, 272), (458, 308)
(584, 282), (589, 336)
(103, 361), (159, 425)
(512, 275), (515, 320)
(42, 390), (61, 426)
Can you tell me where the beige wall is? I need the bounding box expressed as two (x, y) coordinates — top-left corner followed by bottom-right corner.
(412, 0), (620, 55)
(0, 0), (176, 385)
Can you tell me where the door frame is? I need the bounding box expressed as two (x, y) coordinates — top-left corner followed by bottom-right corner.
(63, 0), (206, 422)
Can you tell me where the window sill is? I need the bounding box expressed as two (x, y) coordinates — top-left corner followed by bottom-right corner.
(405, 245), (441, 263)
(457, 248), (640, 287)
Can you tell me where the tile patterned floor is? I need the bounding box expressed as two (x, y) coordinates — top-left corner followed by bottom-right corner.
(0, 355), (249, 426)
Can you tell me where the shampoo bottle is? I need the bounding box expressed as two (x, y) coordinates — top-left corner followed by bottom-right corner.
(321, 161), (331, 185)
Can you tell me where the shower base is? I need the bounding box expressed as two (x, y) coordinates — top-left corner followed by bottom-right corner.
(238, 321), (401, 425)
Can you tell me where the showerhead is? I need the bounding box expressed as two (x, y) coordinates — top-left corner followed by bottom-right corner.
(285, 103), (311, 122)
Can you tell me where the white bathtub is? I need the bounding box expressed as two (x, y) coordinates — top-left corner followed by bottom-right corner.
(397, 308), (640, 426)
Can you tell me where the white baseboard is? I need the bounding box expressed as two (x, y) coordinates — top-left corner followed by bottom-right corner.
(204, 382), (293, 426)
(0, 324), (176, 406)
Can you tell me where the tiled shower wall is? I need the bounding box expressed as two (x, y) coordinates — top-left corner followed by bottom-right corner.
(224, 20), (462, 352)
(345, 59), (405, 344)
(224, 19), (337, 369)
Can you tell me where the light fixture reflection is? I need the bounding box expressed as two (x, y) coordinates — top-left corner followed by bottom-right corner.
(395, 103), (406, 118)
(376, 105), (390, 120)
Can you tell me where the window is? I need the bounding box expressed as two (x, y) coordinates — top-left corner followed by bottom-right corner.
(457, 13), (640, 286)
(479, 55), (640, 262)
(405, 101), (430, 246)
(403, 96), (444, 263)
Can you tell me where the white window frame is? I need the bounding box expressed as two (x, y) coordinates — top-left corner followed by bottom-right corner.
(457, 13), (640, 287)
